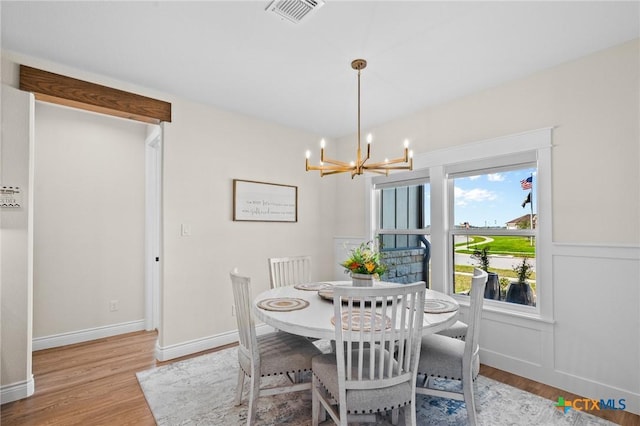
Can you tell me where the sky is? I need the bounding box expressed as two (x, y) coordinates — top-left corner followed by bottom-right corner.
(452, 168), (536, 228)
(423, 167), (536, 229)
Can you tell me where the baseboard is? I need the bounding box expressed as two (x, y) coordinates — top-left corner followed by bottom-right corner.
(551, 369), (640, 416)
(32, 319), (146, 351)
(0, 375), (34, 404)
(480, 348), (640, 416)
(154, 324), (275, 362)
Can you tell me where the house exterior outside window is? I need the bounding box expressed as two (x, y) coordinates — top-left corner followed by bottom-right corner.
(377, 182), (431, 285)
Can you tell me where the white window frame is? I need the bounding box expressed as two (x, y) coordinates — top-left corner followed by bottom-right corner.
(369, 128), (553, 321)
(373, 168), (431, 246)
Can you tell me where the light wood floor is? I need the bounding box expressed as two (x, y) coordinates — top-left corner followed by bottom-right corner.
(1, 330), (637, 425)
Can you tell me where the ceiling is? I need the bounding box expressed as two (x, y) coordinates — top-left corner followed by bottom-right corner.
(2, 1), (638, 138)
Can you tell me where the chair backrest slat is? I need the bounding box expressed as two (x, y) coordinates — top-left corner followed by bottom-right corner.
(332, 282), (426, 393)
(268, 255), (311, 288)
(230, 269), (260, 366)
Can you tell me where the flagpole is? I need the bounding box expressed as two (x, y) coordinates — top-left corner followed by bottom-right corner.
(529, 173), (534, 245)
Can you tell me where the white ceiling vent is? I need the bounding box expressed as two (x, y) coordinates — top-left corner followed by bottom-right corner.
(265, 0), (325, 24)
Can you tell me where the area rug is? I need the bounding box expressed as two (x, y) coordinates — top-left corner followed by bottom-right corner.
(137, 345), (615, 425)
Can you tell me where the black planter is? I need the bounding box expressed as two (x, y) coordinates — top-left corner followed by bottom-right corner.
(505, 282), (534, 305)
(484, 272), (500, 300)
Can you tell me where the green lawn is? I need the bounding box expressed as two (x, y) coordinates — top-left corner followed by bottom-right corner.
(454, 264), (536, 280)
(457, 235), (535, 257)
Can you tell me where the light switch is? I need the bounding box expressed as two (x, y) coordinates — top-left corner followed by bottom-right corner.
(181, 224), (192, 236)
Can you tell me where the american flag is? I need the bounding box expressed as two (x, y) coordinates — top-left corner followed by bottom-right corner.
(521, 176), (533, 190)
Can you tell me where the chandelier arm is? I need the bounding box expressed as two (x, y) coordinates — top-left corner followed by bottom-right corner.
(319, 166), (358, 177)
(322, 170), (350, 176)
(364, 156), (412, 169)
(320, 157), (353, 167)
(307, 164), (352, 172)
(364, 165), (413, 172)
(360, 169), (390, 175)
(363, 160), (407, 169)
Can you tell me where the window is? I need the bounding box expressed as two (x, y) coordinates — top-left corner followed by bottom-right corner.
(380, 184), (429, 249)
(373, 172), (431, 285)
(449, 165), (537, 307)
(370, 128), (551, 318)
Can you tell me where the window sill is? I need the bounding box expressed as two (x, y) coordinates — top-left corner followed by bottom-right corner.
(452, 294), (555, 329)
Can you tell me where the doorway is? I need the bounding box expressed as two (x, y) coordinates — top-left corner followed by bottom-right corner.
(32, 103), (160, 349)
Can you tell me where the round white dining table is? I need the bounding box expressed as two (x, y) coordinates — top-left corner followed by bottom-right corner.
(253, 281), (459, 341)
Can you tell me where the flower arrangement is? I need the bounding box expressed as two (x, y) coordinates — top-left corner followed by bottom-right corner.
(341, 241), (387, 276)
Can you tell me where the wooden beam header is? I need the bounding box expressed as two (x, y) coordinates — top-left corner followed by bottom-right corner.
(19, 65), (171, 124)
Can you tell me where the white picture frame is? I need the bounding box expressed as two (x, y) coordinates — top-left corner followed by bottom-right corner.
(233, 179), (298, 222)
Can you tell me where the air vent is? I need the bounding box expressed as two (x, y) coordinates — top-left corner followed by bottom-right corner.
(265, 0), (325, 24)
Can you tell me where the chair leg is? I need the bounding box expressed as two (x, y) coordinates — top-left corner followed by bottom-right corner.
(404, 401), (416, 426)
(391, 408), (399, 424)
(311, 376), (320, 426)
(339, 401), (348, 426)
(234, 368), (245, 406)
(247, 374), (260, 425)
(463, 376), (477, 426)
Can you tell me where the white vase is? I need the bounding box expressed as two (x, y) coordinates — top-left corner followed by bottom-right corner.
(351, 273), (374, 287)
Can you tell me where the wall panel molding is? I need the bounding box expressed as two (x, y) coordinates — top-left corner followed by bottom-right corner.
(554, 242), (640, 259)
(479, 242), (639, 414)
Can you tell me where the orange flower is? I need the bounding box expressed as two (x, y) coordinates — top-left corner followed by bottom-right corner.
(349, 261), (361, 271)
(364, 262), (375, 273)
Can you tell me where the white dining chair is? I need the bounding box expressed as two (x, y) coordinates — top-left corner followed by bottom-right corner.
(311, 281), (426, 426)
(437, 320), (468, 340)
(268, 255), (311, 288)
(230, 269), (322, 425)
(415, 268), (488, 426)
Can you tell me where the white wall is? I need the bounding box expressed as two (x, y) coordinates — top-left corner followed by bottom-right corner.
(158, 96), (337, 355)
(1, 85), (34, 402)
(32, 103), (147, 339)
(332, 39), (640, 413)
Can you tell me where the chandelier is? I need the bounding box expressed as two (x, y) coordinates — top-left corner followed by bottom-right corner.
(305, 59), (413, 178)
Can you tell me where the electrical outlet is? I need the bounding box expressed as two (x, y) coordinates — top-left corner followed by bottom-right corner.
(231, 305), (235, 317)
(109, 300), (119, 312)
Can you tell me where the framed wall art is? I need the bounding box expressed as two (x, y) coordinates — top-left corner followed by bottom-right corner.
(233, 179), (297, 222)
